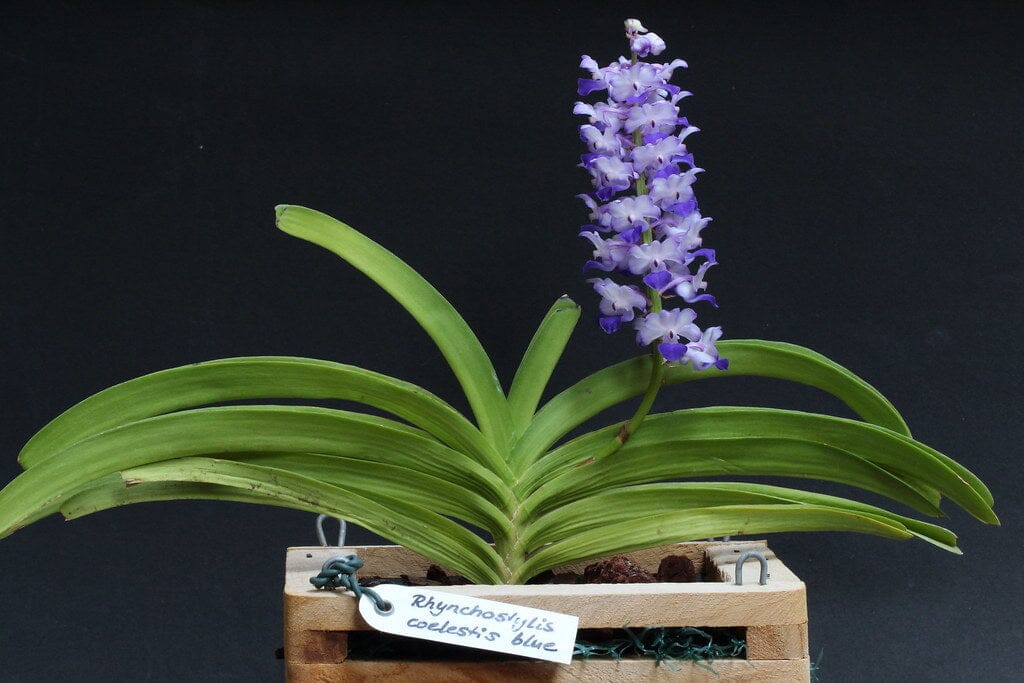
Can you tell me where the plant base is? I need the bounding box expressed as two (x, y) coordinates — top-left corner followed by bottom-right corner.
(283, 541), (810, 681)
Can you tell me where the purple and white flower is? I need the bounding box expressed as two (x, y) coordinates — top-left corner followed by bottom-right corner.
(580, 230), (631, 272)
(589, 278), (647, 333)
(576, 19), (726, 371)
(600, 196), (661, 233)
(656, 210), (711, 250)
(624, 19), (667, 58)
(624, 101), (686, 135)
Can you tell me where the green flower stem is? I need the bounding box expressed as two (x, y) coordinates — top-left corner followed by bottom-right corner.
(578, 348), (666, 466)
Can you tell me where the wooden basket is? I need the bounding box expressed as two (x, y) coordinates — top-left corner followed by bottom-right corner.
(283, 540), (809, 681)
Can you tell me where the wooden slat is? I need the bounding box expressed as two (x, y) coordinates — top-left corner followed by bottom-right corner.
(746, 623), (809, 660)
(285, 630), (348, 665)
(287, 657), (811, 682)
(286, 580), (806, 631)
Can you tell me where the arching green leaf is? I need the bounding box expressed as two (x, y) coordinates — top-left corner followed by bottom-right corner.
(66, 457), (504, 583)
(518, 504), (913, 581)
(18, 356), (495, 470)
(0, 405), (511, 538)
(522, 482), (959, 553)
(59, 452), (510, 537)
(521, 408), (996, 525)
(507, 296), (580, 438)
(275, 205), (513, 458)
(234, 452), (510, 536)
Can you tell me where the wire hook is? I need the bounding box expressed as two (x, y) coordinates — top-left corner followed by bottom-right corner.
(735, 550), (769, 585)
(316, 514), (347, 547)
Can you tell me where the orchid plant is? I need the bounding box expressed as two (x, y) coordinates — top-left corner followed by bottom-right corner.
(0, 20), (996, 585)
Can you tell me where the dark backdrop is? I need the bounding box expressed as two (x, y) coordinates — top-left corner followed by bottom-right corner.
(1, 2), (1020, 680)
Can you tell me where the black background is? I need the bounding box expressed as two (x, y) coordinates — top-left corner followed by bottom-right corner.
(1, 1), (1021, 680)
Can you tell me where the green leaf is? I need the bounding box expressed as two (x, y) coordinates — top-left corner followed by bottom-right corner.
(525, 434), (939, 520)
(507, 296), (580, 438)
(18, 356), (496, 470)
(908, 437), (995, 508)
(518, 504), (914, 580)
(0, 405), (511, 538)
(275, 205), (514, 458)
(68, 457), (504, 583)
(229, 452), (511, 536)
(512, 339), (912, 470)
(522, 482), (960, 554)
(60, 475), (255, 519)
(719, 340), (910, 434)
(521, 407), (997, 525)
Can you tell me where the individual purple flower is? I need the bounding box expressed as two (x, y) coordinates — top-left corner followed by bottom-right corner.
(600, 196), (661, 233)
(607, 62), (671, 103)
(630, 33), (666, 59)
(585, 155), (633, 200)
(636, 308), (701, 347)
(576, 55), (609, 96)
(630, 131), (698, 175)
(624, 18), (666, 58)
(590, 278), (647, 333)
(580, 231), (631, 272)
(580, 124), (626, 156)
(626, 239), (685, 276)
(649, 168), (702, 212)
(624, 101), (685, 135)
(656, 210), (711, 250)
(673, 266), (717, 306)
(577, 19), (725, 371)
(644, 254), (719, 308)
(573, 101), (627, 131)
(684, 326), (729, 370)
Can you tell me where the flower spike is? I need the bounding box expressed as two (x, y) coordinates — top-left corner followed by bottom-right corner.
(576, 19), (725, 371)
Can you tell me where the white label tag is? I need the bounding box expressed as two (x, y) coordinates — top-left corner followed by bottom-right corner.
(357, 584), (579, 665)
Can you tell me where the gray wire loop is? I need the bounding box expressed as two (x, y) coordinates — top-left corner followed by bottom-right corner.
(316, 515), (347, 547)
(735, 550), (769, 586)
(309, 553), (392, 614)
